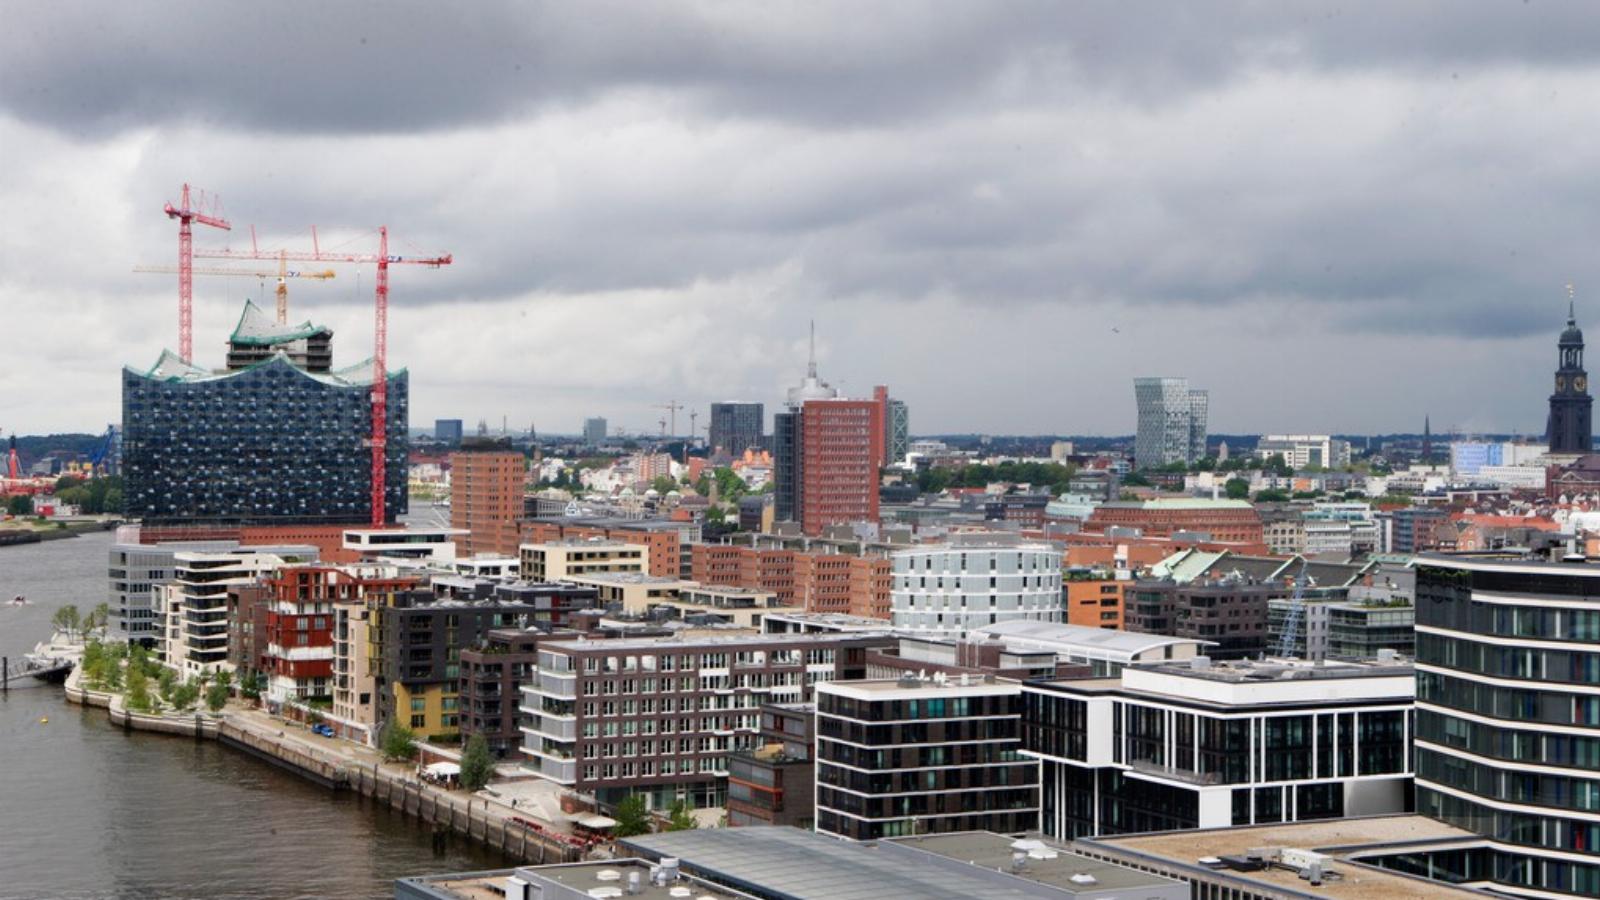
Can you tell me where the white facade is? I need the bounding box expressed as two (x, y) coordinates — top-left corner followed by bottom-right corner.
(157, 547), (316, 679)
(1257, 434), (1352, 469)
(343, 526), (464, 562)
(889, 534), (1063, 638)
(1303, 520), (1353, 557)
(1134, 377), (1208, 469)
(970, 620), (1211, 676)
(108, 529), (242, 645)
(1026, 657), (1415, 839)
(1472, 464), (1548, 490)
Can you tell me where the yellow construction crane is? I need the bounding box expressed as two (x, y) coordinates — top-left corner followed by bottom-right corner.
(134, 252), (336, 323)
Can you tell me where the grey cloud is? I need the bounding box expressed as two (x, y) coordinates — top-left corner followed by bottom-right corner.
(6, 2), (1600, 137)
(5, 2), (1599, 435)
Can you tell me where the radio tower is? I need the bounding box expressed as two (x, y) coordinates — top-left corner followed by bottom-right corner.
(163, 184), (232, 363)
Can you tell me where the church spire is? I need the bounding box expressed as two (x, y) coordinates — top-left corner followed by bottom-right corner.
(1550, 292), (1594, 455)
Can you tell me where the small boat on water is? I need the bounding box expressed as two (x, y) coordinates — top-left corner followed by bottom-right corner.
(9, 594), (25, 606)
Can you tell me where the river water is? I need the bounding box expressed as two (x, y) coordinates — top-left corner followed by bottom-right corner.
(0, 530), (507, 900)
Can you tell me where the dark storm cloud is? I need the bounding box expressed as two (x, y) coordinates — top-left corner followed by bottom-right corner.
(6, 1), (1600, 434)
(5, 1), (1599, 137)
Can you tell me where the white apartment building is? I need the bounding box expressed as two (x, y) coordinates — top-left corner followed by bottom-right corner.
(1256, 434), (1352, 470)
(155, 546), (316, 678)
(108, 527), (241, 645)
(890, 533), (1063, 638)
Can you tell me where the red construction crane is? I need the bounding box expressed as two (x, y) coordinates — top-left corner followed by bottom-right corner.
(164, 184), (232, 363)
(195, 227), (452, 527)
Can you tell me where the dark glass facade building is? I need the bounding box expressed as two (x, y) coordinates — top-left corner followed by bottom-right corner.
(772, 410), (799, 524)
(815, 679), (1039, 841)
(123, 342), (407, 526)
(1415, 556), (1600, 897)
(709, 402), (764, 457)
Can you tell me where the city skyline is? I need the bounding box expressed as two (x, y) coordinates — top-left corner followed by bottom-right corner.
(4, 3), (1600, 436)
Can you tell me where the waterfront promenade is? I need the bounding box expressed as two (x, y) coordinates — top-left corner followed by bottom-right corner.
(62, 663), (591, 866)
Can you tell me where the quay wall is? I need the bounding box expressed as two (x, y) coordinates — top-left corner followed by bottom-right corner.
(63, 668), (577, 864)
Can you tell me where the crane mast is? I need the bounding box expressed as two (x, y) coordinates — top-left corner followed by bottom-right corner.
(164, 184), (231, 363)
(194, 226), (451, 527)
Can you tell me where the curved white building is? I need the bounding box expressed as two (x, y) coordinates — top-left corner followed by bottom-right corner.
(890, 533), (1063, 637)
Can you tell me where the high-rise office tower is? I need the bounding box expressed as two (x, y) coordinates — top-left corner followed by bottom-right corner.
(582, 417), (608, 447)
(709, 402), (764, 456)
(798, 397), (883, 535)
(1133, 377), (1208, 469)
(450, 437), (523, 557)
(773, 325), (883, 534)
(122, 300), (407, 528)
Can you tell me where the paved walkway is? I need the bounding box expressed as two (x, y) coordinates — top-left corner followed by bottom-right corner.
(225, 706), (574, 832)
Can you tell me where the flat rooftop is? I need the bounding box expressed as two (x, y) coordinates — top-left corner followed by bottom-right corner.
(762, 612), (898, 628)
(622, 827), (1182, 899)
(1136, 656), (1413, 683)
(891, 832), (1182, 894)
(569, 573), (684, 585)
(819, 676), (1018, 699)
(530, 515), (688, 532)
(972, 620), (1214, 656)
(542, 630), (887, 653)
(524, 538), (641, 549)
(1086, 814), (1484, 899)
(681, 584), (776, 598)
(399, 860), (753, 900)
(520, 860), (752, 899)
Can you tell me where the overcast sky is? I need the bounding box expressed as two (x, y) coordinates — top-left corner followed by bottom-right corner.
(3, 2), (1598, 439)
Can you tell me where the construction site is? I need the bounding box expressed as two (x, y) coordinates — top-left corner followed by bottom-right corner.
(111, 184), (452, 559)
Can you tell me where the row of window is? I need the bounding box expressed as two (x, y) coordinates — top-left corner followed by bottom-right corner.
(574, 717), (758, 738)
(1417, 708), (1600, 771)
(817, 717), (1020, 747)
(1419, 747), (1600, 814)
(577, 672), (819, 696)
(1419, 786), (1600, 857)
(1418, 671), (1600, 727)
(1419, 631), (1600, 686)
(577, 735), (757, 758)
(581, 758), (724, 781)
(818, 693), (1018, 722)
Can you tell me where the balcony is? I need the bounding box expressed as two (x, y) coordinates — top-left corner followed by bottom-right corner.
(533, 756), (576, 785)
(530, 715), (577, 741)
(525, 669), (577, 699)
(1126, 758), (1222, 786)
